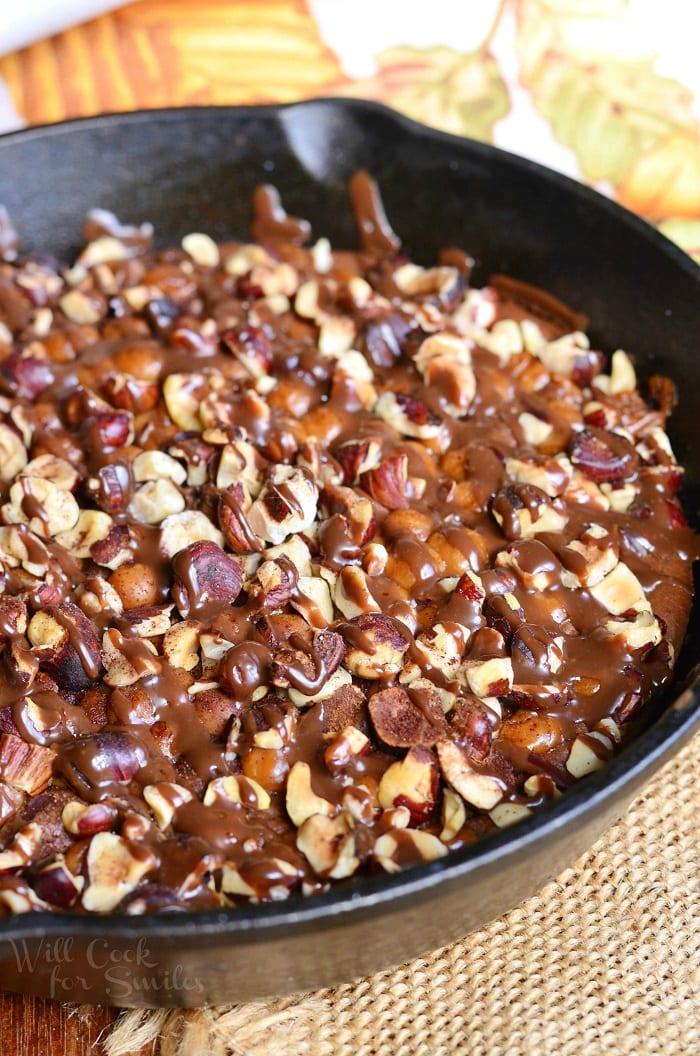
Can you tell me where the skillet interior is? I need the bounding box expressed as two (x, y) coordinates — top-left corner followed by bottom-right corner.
(0, 100), (697, 1007)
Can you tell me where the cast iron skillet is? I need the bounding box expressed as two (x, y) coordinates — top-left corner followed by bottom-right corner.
(0, 100), (697, 1008)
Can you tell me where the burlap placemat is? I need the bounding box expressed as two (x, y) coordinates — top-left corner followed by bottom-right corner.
(97, 730), (699, 1056)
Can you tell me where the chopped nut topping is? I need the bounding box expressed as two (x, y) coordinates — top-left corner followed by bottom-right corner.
(82, 832), (156, 912)
(0, 175), (693, 917)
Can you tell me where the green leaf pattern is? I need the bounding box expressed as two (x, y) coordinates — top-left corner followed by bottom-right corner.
(336, 0), (700, 259)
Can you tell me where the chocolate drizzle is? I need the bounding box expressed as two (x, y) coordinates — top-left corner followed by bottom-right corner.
(349, 170), (401, 254)
(251, 185), (312, 246)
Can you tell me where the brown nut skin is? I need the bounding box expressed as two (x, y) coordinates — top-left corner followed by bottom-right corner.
(193, 689), (241, 737)
(498, 710), (563, 754)
(118, 883), (190, 914)
(54, 730), (151, 796)
(1, 351), (54, 400)
(103, 375), (160, 414)
(369, 686), (444, 748)
(87, 465), (133, 514)
(80, 684), (110, 726)
(171, 541), (243, 617)
(241, 747), (289, 793)
(320, 685), (368, 736)
(107, 685), (158, 726)
(0, 597), (28, 642)
(569, 426), (639, 483)
(30, 860), (82, 908)
(63, 838), (91, 881)
(109, 562), (162, 609)
(113, 341), (165, 382)
(63, 801), (118, 837)
(449, 697), (493, 761)
(1, 788), (75, 861)
(360, 455), (408, 510)
(380, 745), (441, 826)
(85, 411), (133, 451)
(38, 602), (103, 693)
(218, 489), (262, 554)
(382, 508), (435, 542)
(255, 613), (312, 651)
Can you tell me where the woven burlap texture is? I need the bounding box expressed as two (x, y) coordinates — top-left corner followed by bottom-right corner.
(102, 730), (700, 1056)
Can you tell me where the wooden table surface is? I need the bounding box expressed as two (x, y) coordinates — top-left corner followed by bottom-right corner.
(0, 2), (698, 1052)
(0, 996), (116, 1053)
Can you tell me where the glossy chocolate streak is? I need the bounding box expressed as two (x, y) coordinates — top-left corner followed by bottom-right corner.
(490, 274), (589, 333)
(0, 173), (696, 916)
(349, 170), (401, 254)
(251, 185), (312, 246)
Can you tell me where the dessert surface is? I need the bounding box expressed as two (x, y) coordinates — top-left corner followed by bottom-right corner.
(0, 174), (695, 915)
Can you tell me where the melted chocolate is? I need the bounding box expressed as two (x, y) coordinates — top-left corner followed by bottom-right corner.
(251, 186), (312, 246)
(349, 170), (401, 254)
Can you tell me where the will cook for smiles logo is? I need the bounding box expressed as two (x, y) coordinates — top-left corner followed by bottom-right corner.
(9, 936), (205, 1000)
